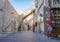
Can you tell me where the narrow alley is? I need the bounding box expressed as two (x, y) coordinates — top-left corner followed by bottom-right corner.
(0, 0), (60, 42)
(0, 31), (60, 42)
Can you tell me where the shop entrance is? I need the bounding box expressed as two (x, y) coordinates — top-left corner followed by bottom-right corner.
(52, 8), (60, 35)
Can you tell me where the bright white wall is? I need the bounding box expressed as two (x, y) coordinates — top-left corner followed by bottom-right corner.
(35, 0), (45, 33)
(0, 0), (19, 33)
(3, 0), (18, 27)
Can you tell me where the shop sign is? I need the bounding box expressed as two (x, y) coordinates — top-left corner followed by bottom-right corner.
(51, 0), (60, 7)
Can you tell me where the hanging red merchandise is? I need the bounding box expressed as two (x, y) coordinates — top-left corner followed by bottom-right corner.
(34, 22), (37, 27)
(47, 19), (52, 26)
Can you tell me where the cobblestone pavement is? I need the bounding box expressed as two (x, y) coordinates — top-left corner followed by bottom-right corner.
(0, 31), (60, 42)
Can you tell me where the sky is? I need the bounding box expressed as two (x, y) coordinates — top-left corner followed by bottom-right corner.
(9, 0), (35, 14)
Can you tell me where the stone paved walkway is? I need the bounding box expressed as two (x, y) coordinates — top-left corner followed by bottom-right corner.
(0, 31), (60, 42)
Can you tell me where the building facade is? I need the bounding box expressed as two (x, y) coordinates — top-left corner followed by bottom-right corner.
(0, 0), (20, 33)
(50, 0), (60, 35)
(34, 0), (52, 34)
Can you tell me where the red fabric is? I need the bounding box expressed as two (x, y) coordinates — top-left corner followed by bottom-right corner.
(47, 19), (52, 25)
(34, 22), (37, 27)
